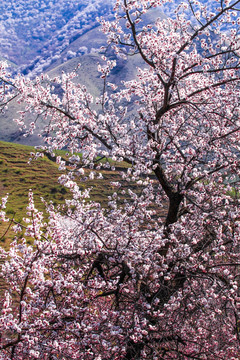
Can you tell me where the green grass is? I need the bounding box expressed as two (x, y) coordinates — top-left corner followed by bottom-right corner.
(0, 141), (68, 216)
(0, 140), (134, 248)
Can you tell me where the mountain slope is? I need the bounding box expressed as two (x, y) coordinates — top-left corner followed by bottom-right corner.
(0, 4), (164, 145)
(0, 0), (114, 68)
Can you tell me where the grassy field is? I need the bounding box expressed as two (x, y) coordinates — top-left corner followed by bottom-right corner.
(0, 140), (134, 248)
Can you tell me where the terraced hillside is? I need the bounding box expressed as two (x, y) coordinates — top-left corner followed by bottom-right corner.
(0, 141), (136, 248)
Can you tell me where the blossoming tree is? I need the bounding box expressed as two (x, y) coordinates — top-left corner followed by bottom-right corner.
(0, 0), (240, 358)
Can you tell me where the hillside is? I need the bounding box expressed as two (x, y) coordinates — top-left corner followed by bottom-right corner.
(0, 5), (165, 145)
(0, 53), (145, 145)
(0, 0), (114, 68)
(0, 141), (133, 248)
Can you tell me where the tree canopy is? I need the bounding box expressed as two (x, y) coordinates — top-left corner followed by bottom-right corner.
(0, 0), (240, 358)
